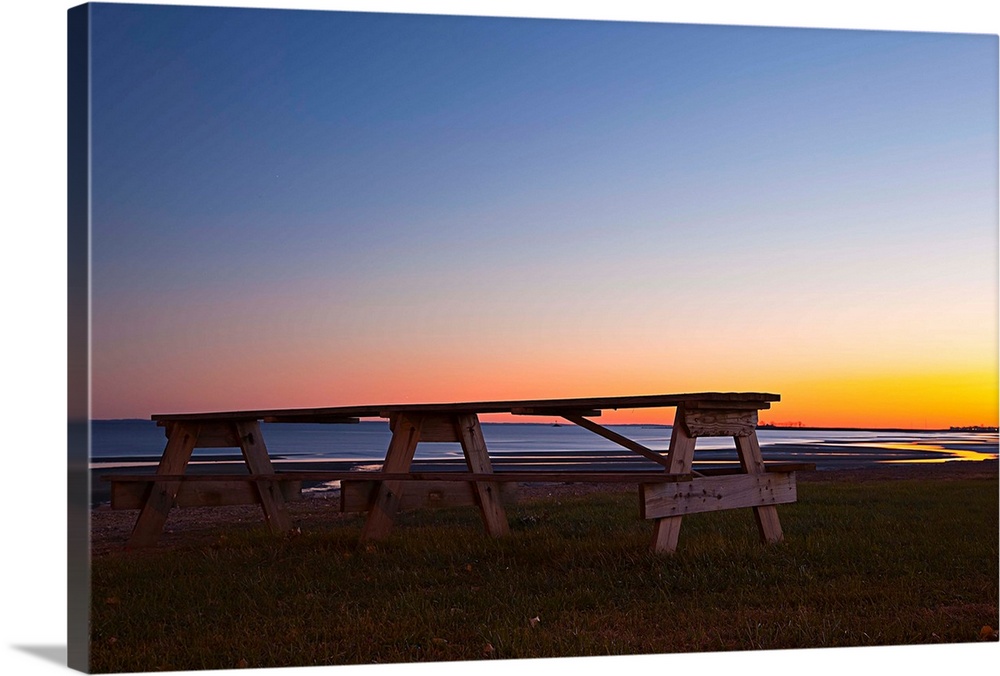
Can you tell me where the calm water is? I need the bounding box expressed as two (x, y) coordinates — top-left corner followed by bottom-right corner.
(90, 420), (998, 471)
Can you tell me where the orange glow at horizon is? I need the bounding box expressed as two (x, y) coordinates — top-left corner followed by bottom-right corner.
(90, 255), (997, 429)
(93, 337), (998, 429)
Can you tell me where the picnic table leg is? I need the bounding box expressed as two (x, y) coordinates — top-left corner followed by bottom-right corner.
(127, 422), (200, 549)
(735, 432), (784, 543)
(360, 413), (423, 542)
(234, 420), (293, 534)
(455, 413), (510, 537)
(650, 405), (696, 554)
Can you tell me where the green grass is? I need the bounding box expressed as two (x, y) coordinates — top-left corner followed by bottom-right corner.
(89, 478), (998, 672)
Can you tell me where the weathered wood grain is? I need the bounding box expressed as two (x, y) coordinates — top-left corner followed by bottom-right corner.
(650, 405), (697, 554)
(112, 479), (302, 510)
(127, 422), (200, 549)
(682, 409), (758, 437)
(511, 407), (602, 417)
(401, 413), (460, 442)
(455, 413), (510, 537)
(107, 470), (695, 484)
(341, 479), (518, 513)
(235, 420), (293, 533)
(151, 392), (779, 423)
(162, 422), (240, 448)
(360, 414), (423, 541)
(735, 434), (784, 543)
(640, 473), (797, 519)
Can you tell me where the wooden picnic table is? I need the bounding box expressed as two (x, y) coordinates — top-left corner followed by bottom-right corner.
(109, 392), (811, 553)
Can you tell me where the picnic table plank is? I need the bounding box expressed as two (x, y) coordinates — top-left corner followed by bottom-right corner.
(455, 413), (509, 537)
(127, 421), (200, 549)
(736, 433), (784, 543)
(235, 420), (293, 533)
(641, 473), (798, 519)
(340, 479), (519, 512)
(360, 414), (422, 541)
(650, 405), (697, 554)
(105, 464), (812, 485)
(150, 392), (778, 423)
(112, 478), (303, 509)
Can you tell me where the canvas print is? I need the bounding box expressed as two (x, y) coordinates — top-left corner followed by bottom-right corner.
(68, 2), (999, 673)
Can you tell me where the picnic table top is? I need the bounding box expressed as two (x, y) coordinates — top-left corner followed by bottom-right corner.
(151, 391), (780, 423)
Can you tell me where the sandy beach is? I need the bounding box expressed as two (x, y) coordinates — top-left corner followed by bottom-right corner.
(88, 459), (997, 557)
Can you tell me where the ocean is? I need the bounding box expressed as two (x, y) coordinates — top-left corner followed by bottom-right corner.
(90, 420), (998, 470)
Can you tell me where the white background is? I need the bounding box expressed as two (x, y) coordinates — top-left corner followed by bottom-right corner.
(2, 1), (997, 675)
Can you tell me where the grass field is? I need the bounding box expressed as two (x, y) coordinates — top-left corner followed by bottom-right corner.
(89, 476), (998, 673)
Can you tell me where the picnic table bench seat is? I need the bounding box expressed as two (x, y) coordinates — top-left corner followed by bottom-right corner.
(107, 462), (813, 515)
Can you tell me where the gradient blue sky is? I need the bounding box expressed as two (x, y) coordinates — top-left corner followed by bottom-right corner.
(85, 2), (997, 425)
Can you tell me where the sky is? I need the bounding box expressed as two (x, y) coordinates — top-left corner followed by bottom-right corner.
(84, 2), (998, 427)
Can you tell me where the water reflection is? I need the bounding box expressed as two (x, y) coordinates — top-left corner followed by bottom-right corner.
(729, 432), (997, 469)
(826, 441), (998, 464)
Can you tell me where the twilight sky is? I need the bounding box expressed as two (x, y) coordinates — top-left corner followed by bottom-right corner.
(87, 3), (998, 427)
